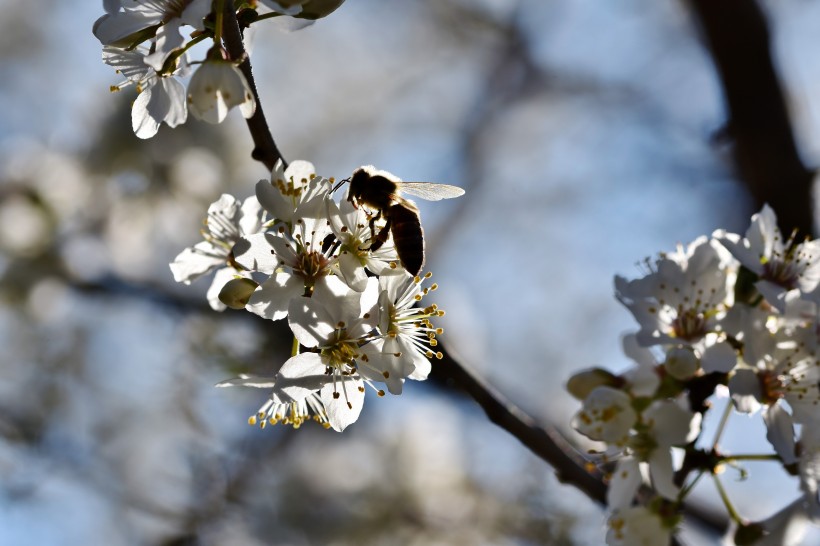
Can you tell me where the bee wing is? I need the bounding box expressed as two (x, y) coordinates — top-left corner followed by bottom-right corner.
(398, 182), (465, 201)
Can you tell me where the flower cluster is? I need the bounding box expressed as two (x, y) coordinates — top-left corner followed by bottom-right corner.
(569, 205), (820, 545)
(171, 161), (448, 431)
(93, 0), (345, 138)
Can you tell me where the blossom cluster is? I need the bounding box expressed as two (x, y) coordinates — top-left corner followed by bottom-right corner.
(569, 205), (820, 545)
(171, 160), (446, 431)
(93, 0), (345, 139)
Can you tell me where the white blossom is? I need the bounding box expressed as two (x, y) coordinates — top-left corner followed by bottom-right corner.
(616, 236), (737, 372)
(606, 506), (673, 546)
(327, 196), (398, 291)
(187, 58), (256, 124)
(94, 0), (211, 70)
(573, 386), (637, 445)
(103, 46), (188, 139)
(255, 160), (332, 227)
(607, 400), (701, 506)
(237, 214), (336, 320)
(169, 194), (264, 310)
(715, 204), (820, 313)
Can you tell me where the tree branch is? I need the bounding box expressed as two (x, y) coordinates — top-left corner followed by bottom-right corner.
(222, 4), (287, 171)
(686, 0), (815, 236)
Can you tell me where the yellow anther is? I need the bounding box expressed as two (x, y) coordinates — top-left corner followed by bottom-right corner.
(377, 390), (385, 397)
(248, 415), (257, 426)
(436, 352), (443, 359)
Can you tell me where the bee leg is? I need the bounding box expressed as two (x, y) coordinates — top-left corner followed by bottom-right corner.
(368, 215), (391, 252)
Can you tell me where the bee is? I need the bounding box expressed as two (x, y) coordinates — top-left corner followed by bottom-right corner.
(345, 165), (465, 276)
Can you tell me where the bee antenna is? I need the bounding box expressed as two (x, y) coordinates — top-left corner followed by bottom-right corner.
(331, 177), (350, 193)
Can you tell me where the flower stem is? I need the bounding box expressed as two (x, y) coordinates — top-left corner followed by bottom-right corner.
(292, 335), (300, 357)
(721, 453), (780, 462)
(214, 0), (225, 45)
(711, 399), (733, 448)
(712, 473), (743, 524)
(678, 470), (704, 502)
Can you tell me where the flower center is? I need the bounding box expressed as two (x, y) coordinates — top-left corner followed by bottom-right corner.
(294, 250), (330, 286)
(761, 236), (813, 289)
(322, 332), (359, 371)
(761, 257), (803, 289)
(670, 308), (708, 341)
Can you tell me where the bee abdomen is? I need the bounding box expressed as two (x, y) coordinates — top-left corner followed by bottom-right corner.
(389, 204), (424, 275)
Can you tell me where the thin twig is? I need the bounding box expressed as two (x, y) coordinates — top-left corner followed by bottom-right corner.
(221, 4), (287, 171)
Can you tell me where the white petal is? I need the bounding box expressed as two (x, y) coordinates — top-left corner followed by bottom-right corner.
(729, 369), (763, 414)
(713, 229), (762, 275)
(169, 241), (225, 283)
(131, 77), (187, 138)
(132, 88), (161, 139)
(700, 340), (737, 373)
(157, 77), (187, 128)
(246, 272), (303, 320)
(179, 0), (212, 30)
(312, 275), (362, 326)
(644, 400), (700, 446)
(764, 402), (797, 465)
(756, 280), (791, 313)
(256, 178), (293, 222)
(321, 376), (364, 432)
(337, 251), (368, 292)
(288, 296), (335, 348)
(275, 353), (329, 401)
(607, 457), (641, 510)
(238, 195), (264, 236)
(144, 19), (184, 71)
(648, 449), (678, 500)
(94, 12), (160, 46)
(232, 232), (279, 274)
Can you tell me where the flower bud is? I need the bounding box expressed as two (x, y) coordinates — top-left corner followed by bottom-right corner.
(567, 367), (618, 400)
(187, 58), (256, 124)
(664, 346), (699, 380)
(219, 278), (259, 309)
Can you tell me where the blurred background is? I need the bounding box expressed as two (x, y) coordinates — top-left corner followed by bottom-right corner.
(2, 0), (820, 543)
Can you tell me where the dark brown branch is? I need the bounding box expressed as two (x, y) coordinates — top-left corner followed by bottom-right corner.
(430, 351), (608, 500)
(222, 4), (287, 171)
(686, 0), (815, 236)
